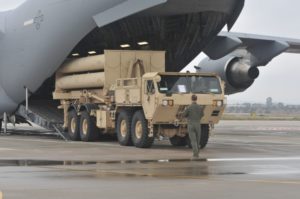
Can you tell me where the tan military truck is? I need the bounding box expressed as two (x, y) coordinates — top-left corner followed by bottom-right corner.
(53, 50), (226, 148)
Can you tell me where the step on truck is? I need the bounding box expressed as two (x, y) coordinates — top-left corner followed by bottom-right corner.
(53, 50), (226, 148)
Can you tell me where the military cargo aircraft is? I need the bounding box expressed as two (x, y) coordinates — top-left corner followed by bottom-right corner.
(0, 0), (244, 130)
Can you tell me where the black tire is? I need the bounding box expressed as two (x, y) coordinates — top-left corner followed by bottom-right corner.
(116, 110), (133, 146)
(131, 110), (154, 148)
(169, 135), (187, 147)
(0, 120), (2, 133)
(186, 124), (210, 149)
(79, 111), (98, 142)
(185, 136), (192, 148)
(200, 124), (209, 149)
(67, 109), (80, 141)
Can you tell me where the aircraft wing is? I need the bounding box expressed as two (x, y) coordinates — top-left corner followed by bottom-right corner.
(204, 32), (300, 66)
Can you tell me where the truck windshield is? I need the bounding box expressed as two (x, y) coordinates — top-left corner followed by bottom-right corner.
(158, 75), (222, 94)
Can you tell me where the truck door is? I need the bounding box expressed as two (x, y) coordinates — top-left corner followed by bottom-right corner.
(142, 79), (156, 119)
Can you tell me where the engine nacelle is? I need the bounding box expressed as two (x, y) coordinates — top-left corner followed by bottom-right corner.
(197, 56), (259, 95)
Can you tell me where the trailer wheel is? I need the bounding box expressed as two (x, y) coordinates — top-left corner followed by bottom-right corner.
(116, 110), (133, 146)
(169, 136), (187, 147)
(131, 110), (154, 148)
(79, 111), (98, 142)
(67, 110), (80, 141)
(186, 124), (210, 149)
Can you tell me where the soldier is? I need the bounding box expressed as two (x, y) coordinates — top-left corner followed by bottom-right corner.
(183, 95), (204, 158)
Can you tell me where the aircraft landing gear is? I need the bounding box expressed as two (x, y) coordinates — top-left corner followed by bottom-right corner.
(2, 112), (8, 134)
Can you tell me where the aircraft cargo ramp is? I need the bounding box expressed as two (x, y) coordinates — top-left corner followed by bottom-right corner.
(16, 100), (69, 140)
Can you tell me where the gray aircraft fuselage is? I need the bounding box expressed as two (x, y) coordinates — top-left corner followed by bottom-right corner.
(0, 0), (243, 118)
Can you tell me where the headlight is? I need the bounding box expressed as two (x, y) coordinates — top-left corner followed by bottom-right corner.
(162, 100), (174, 106)
(162, 100), (168, 106)
(168, 100), (174, 106)
(213, 100), (223, 107)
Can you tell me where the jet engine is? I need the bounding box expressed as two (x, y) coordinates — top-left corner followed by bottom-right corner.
(197, 55), (259, 95)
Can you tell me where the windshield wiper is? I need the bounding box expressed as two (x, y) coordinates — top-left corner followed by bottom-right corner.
(196, 91), (211, 94)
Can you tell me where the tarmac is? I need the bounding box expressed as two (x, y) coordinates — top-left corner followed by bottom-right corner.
(0, 120), (300, 199)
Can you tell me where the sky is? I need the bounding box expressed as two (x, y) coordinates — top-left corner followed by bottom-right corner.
(1, 0), (300, 104)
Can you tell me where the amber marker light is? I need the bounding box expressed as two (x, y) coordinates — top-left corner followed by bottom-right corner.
(213, 100), (223, 107)
(168, 100), (174, 106)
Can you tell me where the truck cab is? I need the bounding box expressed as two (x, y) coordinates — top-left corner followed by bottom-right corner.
(142, 72), (225, 124)
(114, 71), (226, 148)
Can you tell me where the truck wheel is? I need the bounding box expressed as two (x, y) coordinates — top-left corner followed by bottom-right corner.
(169, 136), (187, 147)
(200, 124), (209, 149)
(116, 111), (133, 146)
(185, 124), (210, 149)
(80, 111), (98, 142)
(131, 110), (154, 148)
(67, 110), (80, 141)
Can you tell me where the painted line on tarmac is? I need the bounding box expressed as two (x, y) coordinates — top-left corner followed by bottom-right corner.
(251, 170), (300, 175)
(209, 140), (300, 147)
(246, 179), (300, 185)
(98, 156), (300, 164)
(0, 148), (15, 151)
(208, 157), (300, 162)
(1, 156), (300, 167)
(38, 156), (300, 166)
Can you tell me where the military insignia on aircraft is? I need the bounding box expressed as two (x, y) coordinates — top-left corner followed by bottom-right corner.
(33, 10), (44, 30)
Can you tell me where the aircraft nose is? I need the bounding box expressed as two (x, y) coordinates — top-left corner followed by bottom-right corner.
(0, 85), (18, 118)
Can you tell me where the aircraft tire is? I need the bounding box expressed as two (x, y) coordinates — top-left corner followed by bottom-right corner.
(116, 110), (133, 146)
(67, 109), (80, 141)
(131, 110), (154, 148)
(169, 136), (187, 147)
(79, 111), (98, 142)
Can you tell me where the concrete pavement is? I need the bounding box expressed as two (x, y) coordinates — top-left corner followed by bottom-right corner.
(0, 120), (300, 199)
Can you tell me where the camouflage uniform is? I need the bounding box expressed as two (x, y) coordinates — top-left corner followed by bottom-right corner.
(183, 102), (204, 157)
